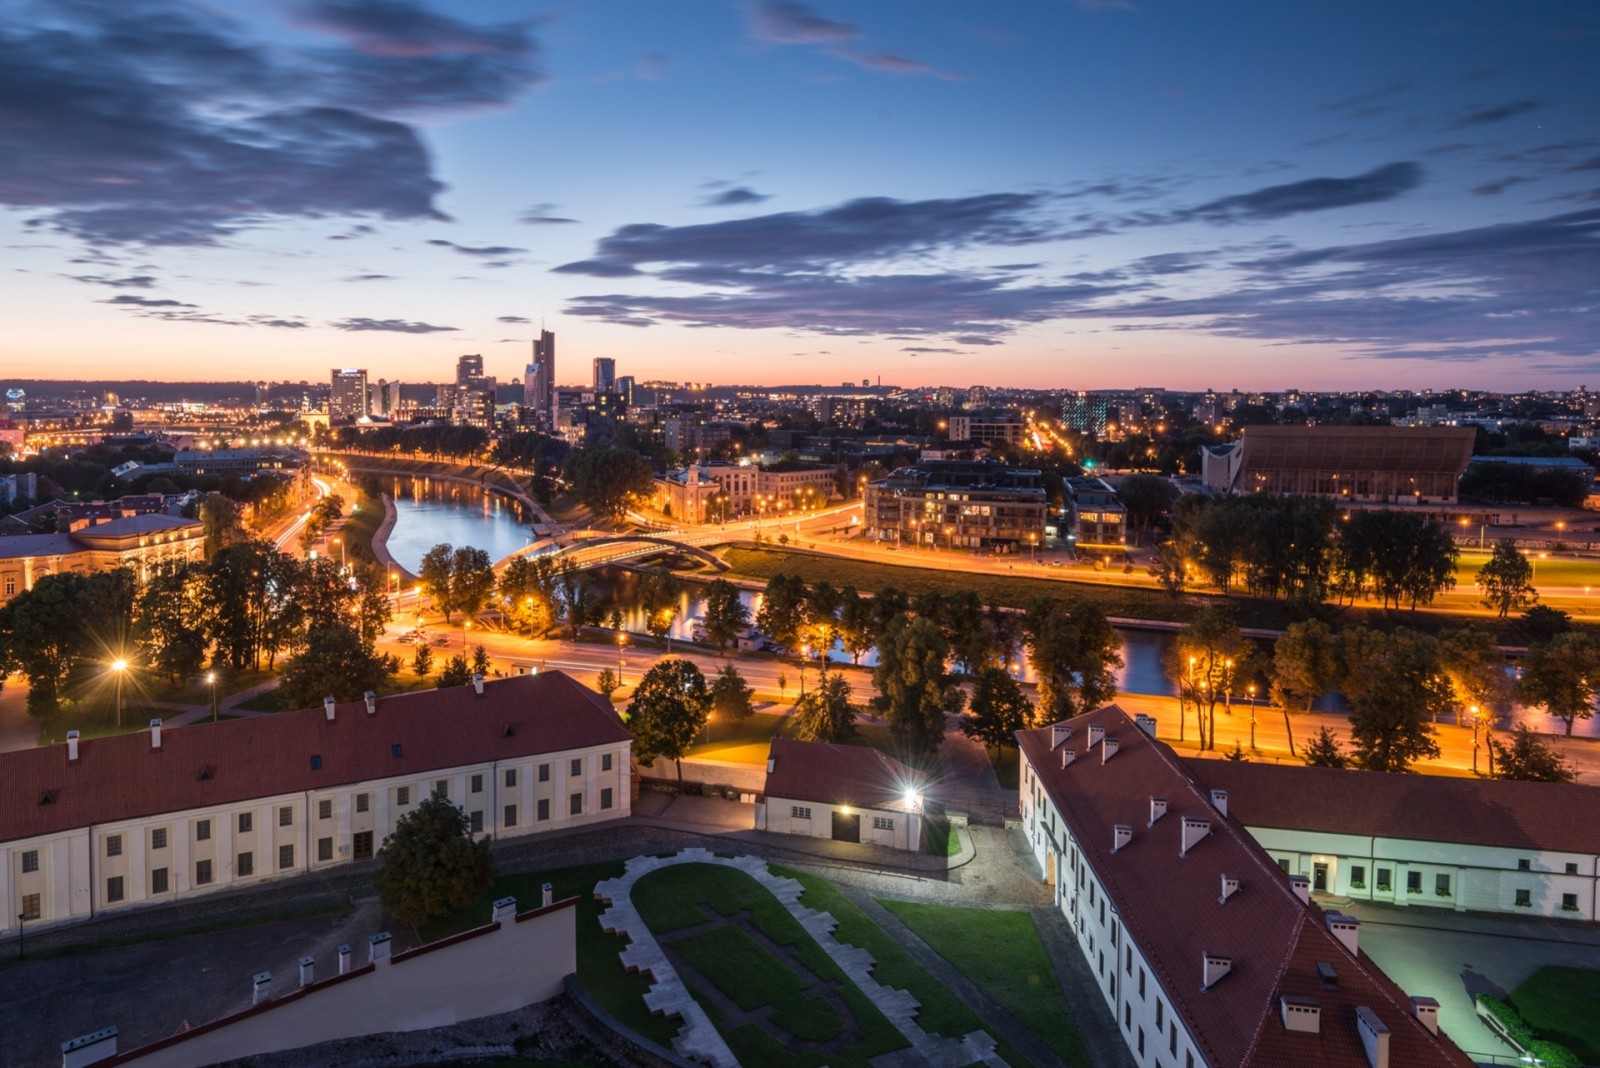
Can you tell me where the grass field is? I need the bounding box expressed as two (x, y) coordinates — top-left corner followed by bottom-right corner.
(1511, 965), (1600, 1065)
(880, 901), (1090, 1068)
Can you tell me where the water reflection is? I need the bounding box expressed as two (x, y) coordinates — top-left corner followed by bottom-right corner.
(382, 477), (536, 574)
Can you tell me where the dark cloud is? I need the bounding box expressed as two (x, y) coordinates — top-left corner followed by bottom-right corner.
(901, 346), (963, 353)
(1471, 177), (1529, 197)
(329, 224), (378, 240)
(705, 186), (772, 207)
(427, 239), (527, 256)
(1448, 99), (1541, 129)
(343, 273), (393, 281)
(745, 1), (858, 45)
(100, 295), (196, 308)
(518, 203), (578, 225)
(1319, 79), (1411, 120)
(67, 274), (158, 288)
(331, 317), (457, 332)
(0, 0), (546, 245)
(250, 317), (311, 329)
(953, 335), (1005, 346)
(1180, 162), (1422, 223)
(1571, 154), (1600, 173)
(498, 315), (530, 323)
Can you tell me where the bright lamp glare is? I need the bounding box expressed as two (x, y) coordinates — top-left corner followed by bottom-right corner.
(111, 659), (128, 672)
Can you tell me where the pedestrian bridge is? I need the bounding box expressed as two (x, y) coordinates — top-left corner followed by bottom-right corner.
(497, 531), (730, 572)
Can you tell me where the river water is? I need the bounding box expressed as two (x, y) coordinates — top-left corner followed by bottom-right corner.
(380, 476), (538, 574)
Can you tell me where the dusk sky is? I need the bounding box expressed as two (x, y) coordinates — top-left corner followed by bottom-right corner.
(3, 0), (1598, 392)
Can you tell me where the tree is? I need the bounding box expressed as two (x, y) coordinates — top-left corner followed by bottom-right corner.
(640, 567), (681, 647)
(1167, 607), (1250, 750)
(411, 642), (433, 680)
(1117, 474), (1179, 547)
(1269, 620), (1338, 754)
(1516, 631), (1600, 736)
(711, 663), (755, 721)
(1348, 630), (1448, 772)
(450, 547), (496, 620)
(197, 493), (248, 557)
(872, 615), (951, 760)
(755, 573), (807, 652)
(133, 561), (213, 685)
(1223, 741), (1250, 762)
(471, 643), (491, 677)
(627, 659), (711, 788)
(562, 444), (655, 523)
(794, 672), (858, 742)
(279, 625), (390, 708)
(1300, 727), (1350, 769)
(595, 667), (621, 700)
(419, 543), (456, 620)
(961, 666), (1034, 753)
(374, 796), (495, 929)
(776, 670), (788, 703)
(1023, 597), (1123, 722)
(702, 578), (749, 652)
(1148, 537), (1190, 598)
(207, 540), (301, 670)
(557, 559), (598, 637)
(500, 556), (556, 636)
(438, 653), (472, 688)
(1490, 726), (1575, 782)
(1476, 540), (1537, 618)
(1439, 627), (1511, 720)
(838, 586), (875, 665)
(0, 571), (129, 716)
(1518, 605), (1573, 645)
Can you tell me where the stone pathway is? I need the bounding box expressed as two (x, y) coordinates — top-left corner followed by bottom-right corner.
(594, 848), (1007, 1068)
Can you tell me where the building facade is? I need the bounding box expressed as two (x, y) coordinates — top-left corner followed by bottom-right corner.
(652, 461), (837, 523)
(947, 414), (1025, 446)
(865, 460), (1047, 551)
(1065, 476), (1127, 550)
(0, 513), (204, 606)
(329, 369), (369, 423)
(0, 672), (631, 936)
(756, 739), (924, 851)
(1201, 426), (1475, 502)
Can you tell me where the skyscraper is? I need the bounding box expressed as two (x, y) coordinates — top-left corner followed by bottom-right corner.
(525, 330), (555, 427)
(329, 368), (369, 423)
(593, 357), (616, 392)
(456, 354), (485, 388)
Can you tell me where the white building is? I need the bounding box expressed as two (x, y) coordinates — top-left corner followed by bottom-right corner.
(1189, 760), (1599, 922)
(1, 672), (631, 937)
(1019, 706), (1474, 1068)
(757, 738), (924, 851)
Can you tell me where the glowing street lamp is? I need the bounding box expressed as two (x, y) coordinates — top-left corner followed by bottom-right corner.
(207, 671), (218, 723)
(111, 658), (128, 727)
(616, 629), (627, 684)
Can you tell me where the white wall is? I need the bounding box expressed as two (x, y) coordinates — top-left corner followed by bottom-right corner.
(759, 797), (921, 851)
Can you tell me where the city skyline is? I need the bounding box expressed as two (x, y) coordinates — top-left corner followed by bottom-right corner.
(3, 0), (1597, 391)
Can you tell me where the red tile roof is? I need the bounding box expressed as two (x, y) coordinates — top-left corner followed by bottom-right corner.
(1184, 757), (1600, 855)
(762, 737), (923, 812)
(1018, 707), (1474, 1068)
(0, 672), (631, 845)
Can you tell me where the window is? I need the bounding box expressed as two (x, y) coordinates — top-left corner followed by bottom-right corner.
(872, 816), (894, 830)
(151, 868), (169, 894)
(1563, 893), (1579, 911)
(1406, 871), (1422, 893)
(279, 844), (294, 870)
(1139, 968), (1147, 998)
(105, 834), (123, 857)
(504, 805), (518, 828)
(570, 759), (582, 776)
(470, 810), (484, 834)
(397, 786), (411, 806)
(318, 799), (333, 820)
(1518, 858), (1531, 871)
(355, 793), (369, 814)
(1376, 867), (1392, 891)
(21, 894), (40, 921)
(601, 788), (614, 810)
(1515, 888), (1532, 907)
(1276, 858), (1291, 873)
(1156, 1000), (1165, 1030)
(238, 812), (253, 834)
(3, 577), (13, 596)
(792, 806), (812, 820)
(1124, 1003), (1132, 1030)
(21, 850), (38, 873)
(537, 798), (550, 822)
(1187, 1052), (1195, 1068)
(1138, 1028), (1145, 1056)
(570, 792), (583, 816)
(279, 806), (293, 827)
(471, 774), (483, 794)
(151, 828), (167, 850)
(1566, 862), (1579, 875)
(353, 831), (374, 861)
(196, 819), (211, 842)
(1350, 864), (1366, 887)
(391, 744), (403, 758)
(1435, 873), (1452, 897)
(237, 852), (254, 877)
(106, 876), (124, 903)
(196, 859), (213, 885)
(538, 764), (550, 782)
(504, 768), (517, 788)
(1169, 1022), (1178, 1056)
(1125, 947), (1133, 976)
(602, 753), (613, 772)
(317, 838), (333, 862)
(310, 755), (322, 770)
(433, 780), (448, 800)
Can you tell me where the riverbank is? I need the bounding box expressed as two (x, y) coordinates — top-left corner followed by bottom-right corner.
(366, 492), (415, 585)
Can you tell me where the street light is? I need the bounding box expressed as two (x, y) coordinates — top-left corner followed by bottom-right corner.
(616, 630), (626, 684)
(332, 535), (345, 570)
(207, 671), (218, 723)
(111, 658), (128, 727)
(462, 617), (472, 653)
(1246, 683), (1257, 749)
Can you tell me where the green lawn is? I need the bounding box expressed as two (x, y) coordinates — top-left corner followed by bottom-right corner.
(670, 924), (844, 1042)
(1511, 965), (1600, 1065)
(772, 865), (1027, 1067)
(880, 901), (1089, 1068)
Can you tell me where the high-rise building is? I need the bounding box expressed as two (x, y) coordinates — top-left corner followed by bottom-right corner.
(616, 375), (636, 405)
(1060, 391), (1109, 435)
(456, 354), (484, 387)
(525, 330), (555, 427)
(375, 379), (403, 417)
(593, 357), (616, 392)
(329, 368), (369, 423)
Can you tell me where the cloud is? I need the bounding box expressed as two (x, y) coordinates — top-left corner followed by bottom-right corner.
(0, 0), (547, 246)
(331, 317), (458, 332)
(498, 315), (530, 323)
(953, 335), (1005, 346)
(704, 186), (771, 207)
(1179, 162), (1422, 223)
(67, 275), (158, 288)
(745, 1), (858, 45)
(1471, 177), (1530, 197)
(100, 295), (196, 308)
(250, 317), (311, 329)
(1319, 79), (1411, 120)
(427, 239), (527, 256)
(519, 203), (578, 225)
(343, 273), (393, 281)
(1448, 99), (1541, 129)
(840, 51), (966, 81)
(901, 346), (963, 353)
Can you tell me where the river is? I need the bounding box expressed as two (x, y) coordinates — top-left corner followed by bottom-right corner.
(380, 475), (538, 574)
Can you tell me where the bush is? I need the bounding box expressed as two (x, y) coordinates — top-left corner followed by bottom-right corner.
(1528, 1040), (1581, 1068)
(1478, 994), (1534, 1047)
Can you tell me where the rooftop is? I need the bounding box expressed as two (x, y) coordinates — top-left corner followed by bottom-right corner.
(762, 737), (924, 812)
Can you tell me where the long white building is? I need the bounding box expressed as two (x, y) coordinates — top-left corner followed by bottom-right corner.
(1, 672), (631, 937)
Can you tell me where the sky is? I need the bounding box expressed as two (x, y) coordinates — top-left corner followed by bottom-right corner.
(2, 0), (1598, 393)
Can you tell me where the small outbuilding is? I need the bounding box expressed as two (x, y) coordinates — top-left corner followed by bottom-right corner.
(756, 738), (925, 851)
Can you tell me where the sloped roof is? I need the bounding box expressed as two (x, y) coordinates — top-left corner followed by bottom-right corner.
(762, 737), (923, 812)
(1185, 757), (1600, 855)
(1018, 707), (1473, 1068)
(0, 672), (630, 845)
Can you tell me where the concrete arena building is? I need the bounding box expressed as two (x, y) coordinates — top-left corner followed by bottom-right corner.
(1201, 426), (1476, 503)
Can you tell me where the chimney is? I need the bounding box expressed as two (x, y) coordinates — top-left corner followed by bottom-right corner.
(1201, 952), (1232, 990)
(472, 673), (485, 695)
(1281, 995), (1321, 1034)
(1355, 1006), (1390, 1068)
(369, 931), (392, 966)
(1135, 713), (1158, 738)
(337, 944), (352, 975)
(298, 956), (315, 986)
(1179, 816), (1211, 857)
(1326, 911), (1360, 955)
(67, 730), (80, 763)
(1061, 747), (1077, 768)
(148, 718), (163, 750)
(323, 696), (336, 721)
(1113, 824), (1133, 852)
(251, 971), (272, 1005)
(1087, 723), (1105, 749)
(1050, 723), (1073, 749)
(1410, 996), (1440, 1035)
(492, 895), (517, 923)
(1101, 737), (1120, 764)
(542, 882), (554, 907)
(1289, 873), (1311, 904)
(1149, 797), (1168, 826)
(363, 690), (377, 715)
(1219, 873), (1240, 903)
(60, 1027), (118, 1068)
(767, 756), (775, 774)
(1210, 788), (1228, 817)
